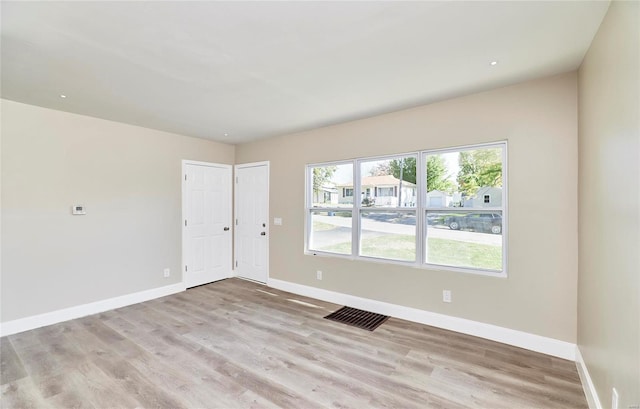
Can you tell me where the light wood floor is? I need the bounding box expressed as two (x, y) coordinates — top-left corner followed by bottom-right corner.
(1, 278), (587, 408)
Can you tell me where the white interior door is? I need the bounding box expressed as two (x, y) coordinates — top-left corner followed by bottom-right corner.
(183, 161), (232, 288)
(235, 162), (269, 283)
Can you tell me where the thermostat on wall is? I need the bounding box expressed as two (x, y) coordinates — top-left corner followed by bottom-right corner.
(72, 205), (86, 215)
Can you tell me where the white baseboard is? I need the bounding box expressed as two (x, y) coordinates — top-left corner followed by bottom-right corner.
(1, 276), (578, 362)
(268, 278), (576, 361)
(0, 282), (186, 337)
(576, 347), (602, 409)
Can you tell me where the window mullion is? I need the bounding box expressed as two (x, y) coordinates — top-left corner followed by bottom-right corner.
(305, 168), (311, 250)
(416, 153), (425, 266)
(352, 159), (360, 257)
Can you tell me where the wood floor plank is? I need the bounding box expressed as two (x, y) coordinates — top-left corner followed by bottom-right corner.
(69, 362), (142, 408)
(0, 339), (27, 385)
(88, 352), (185, 409)
(126, 349), (231, 408)
(215, 360), (324, 409)
(41, 370), (96, 409)
(235, 389), (284, 409)
(9, 342), (65, 382)
(1, 377), (49, 409)
(0, 278), (587, 408)
(185, 326), (368, 408)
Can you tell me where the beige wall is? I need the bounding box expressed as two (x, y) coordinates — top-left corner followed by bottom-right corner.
(236, 72), (579, 342)
(578, 1), (640, 407)
(1, 99), (235, 322)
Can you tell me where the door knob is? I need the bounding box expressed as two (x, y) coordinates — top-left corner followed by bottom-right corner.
(223, 227), (230, 231)
(260, 232), (266, 236)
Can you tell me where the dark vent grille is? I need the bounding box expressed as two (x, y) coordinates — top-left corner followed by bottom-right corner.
(324, 306), (389, 331)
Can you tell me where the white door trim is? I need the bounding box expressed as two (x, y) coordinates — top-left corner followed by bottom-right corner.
(234, 161), (270, 283)
(181, 160), (233, 287)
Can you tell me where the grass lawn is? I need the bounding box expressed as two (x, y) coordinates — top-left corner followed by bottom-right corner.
(319, 234), (415, 261)
(426, 237), (502, 270)
(318, 234), (502, 270)
(313, 221), (339, 231)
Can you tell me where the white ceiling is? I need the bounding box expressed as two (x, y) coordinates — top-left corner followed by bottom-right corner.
(1, 1), (609, 144)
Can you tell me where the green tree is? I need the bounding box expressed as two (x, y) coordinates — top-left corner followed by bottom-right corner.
(313, 166), (337, 193)
(389, 157), (416, 184)
(386, 156), (452, 192)
(426, 155), (454, 193)
(457, 148), (502, 197)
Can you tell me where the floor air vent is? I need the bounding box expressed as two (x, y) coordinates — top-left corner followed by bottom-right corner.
(324, 306), (389, 331)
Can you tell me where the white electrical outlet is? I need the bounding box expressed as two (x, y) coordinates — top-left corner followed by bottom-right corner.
(443, 290), (452, 303)
(316, 270), (322, 280)
(163, 268), (170, 278)
(274, 217), (282, 225)
(612, 388), (619, 409)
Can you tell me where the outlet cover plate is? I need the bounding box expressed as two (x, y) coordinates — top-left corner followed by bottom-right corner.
(443, 290), (452, 303)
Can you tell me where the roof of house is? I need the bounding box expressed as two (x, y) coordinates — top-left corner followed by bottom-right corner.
(337, 175), (416, 187)
(318, 185), (338, 193)
(476, 186), (503, 194)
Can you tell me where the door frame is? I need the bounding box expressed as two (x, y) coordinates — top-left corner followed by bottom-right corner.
(181, 160), (233, 287)
(234, 161), (270, 283)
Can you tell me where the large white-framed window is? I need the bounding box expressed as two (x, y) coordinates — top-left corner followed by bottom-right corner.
(305, 142), (507, 276)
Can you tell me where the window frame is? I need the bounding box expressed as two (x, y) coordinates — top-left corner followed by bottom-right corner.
(305, 141), (507, 277)
(356, 152), (418, 263)
(306, 160), (356, 257)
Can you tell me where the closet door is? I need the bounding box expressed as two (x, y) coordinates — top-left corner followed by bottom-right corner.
(183, 161), (232, 288)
